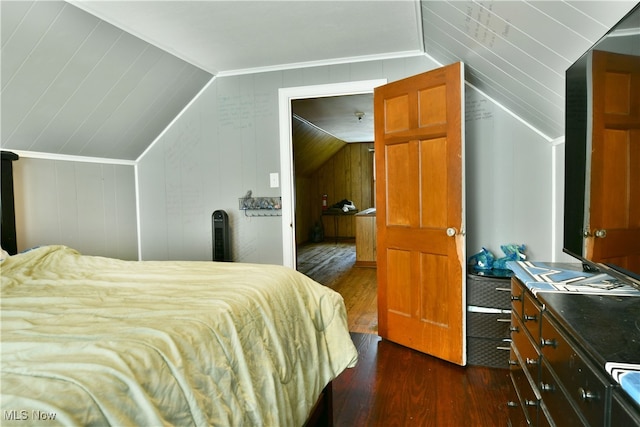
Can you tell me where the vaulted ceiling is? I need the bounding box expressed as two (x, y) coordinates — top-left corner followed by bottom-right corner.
(1, 1), (637, 160)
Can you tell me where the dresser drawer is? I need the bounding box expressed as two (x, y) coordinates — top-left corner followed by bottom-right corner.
(507, 374), (532, 427)
(511, 278), (526, 317)
(611, 388), (640, 427)
(540, 315), (609, 427)
(538, 406), (554, 427)
(507, 377), (534, 427)
(507, 382), (532, 427)
(512, 313), (541, 385)
(522, 291), (542, 343)
(510, 278), (543, 345)
(467, 273), (512, 309)
(539, 359), (588, 426)
(510, 344), (539, 425)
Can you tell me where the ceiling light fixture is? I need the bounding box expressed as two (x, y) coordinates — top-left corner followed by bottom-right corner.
(354, 112), (365, 121)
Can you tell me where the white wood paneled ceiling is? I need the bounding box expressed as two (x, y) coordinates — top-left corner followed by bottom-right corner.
(71, 0), (424, 75)
(1, 1), (212, 160)
(1, 1), (638, 160)
(421, 1), (638, 139)
(292, 94), (375, 143)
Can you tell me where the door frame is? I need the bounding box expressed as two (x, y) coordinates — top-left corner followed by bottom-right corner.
(278, 79), (387, 268)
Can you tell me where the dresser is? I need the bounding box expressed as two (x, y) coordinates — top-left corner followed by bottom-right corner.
(507, 262), (640, 426)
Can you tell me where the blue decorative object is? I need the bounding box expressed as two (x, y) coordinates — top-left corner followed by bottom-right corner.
(468, 247), (494, 271)
(493, 244), (526, 270)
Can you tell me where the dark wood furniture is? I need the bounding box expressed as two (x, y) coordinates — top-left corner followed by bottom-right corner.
(507, 273), (640, 426)
(304, 383), (333, 427)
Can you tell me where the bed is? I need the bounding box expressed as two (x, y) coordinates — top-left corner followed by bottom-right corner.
(0, 245), (358, 426)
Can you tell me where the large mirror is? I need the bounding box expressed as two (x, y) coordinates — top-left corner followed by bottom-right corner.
(564, 3), (640, 284)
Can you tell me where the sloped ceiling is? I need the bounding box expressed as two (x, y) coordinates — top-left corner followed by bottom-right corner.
(421, 1), (638, 139)
(292, 115), (347, 177)
(292, 94), (374, 143)
(0, 1), (212, 160)
(70, 0), (424, 74)
(1, 1), (638, 161)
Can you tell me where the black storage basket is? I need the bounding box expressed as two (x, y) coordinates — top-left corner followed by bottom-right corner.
(467, 272), (512, 309)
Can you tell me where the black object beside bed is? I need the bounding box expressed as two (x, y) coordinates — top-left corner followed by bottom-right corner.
(1, 150), (19, 255)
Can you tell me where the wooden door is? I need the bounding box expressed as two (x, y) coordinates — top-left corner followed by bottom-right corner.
(588, 50), (640, 274)
(375, 63), (466, 365)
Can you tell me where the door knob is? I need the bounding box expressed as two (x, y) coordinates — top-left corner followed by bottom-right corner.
(594, 229), (607, 238)
(584, 228), (607, 238)
(446, 227), (457, 237)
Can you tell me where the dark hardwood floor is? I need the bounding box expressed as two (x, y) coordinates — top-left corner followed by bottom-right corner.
(298, 241), (512, 426)
(333, 333), (512, 426)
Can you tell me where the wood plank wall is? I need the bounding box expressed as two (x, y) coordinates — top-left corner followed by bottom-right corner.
(295, 142), (374, 244)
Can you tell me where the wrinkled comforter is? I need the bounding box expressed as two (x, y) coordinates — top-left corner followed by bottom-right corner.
(0, 246), (357, 426)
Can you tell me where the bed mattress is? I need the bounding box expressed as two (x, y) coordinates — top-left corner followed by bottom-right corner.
(0, 245), (358, 426)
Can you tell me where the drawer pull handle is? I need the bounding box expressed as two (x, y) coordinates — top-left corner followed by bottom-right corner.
(496, 346), (511, 351)
(496, 287), (511, 292)
(510, 295), (522, 301)
(509, 326), (519, 333)
(525, 399), (538, 407)
(508, 359), (518, 366)
(540, 338), (557, 348)
(497, 318), (511, 323)
(578, 387), (598, 402)
(526, 357), (539, 366)
(524, 314), (537, 322)
(540, 382), (555, 393)
(507, 401), (519, 408)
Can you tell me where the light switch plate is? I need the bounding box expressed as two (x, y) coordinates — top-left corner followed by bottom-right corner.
(270, 172), (279, 188)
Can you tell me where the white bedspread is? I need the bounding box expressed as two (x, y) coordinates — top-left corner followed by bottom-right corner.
(0, 246), (357, 426)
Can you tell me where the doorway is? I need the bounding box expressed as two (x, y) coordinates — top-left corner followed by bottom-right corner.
(278, 79), (387, 269)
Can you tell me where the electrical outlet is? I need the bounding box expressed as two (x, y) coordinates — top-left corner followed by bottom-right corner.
(270, 172), (279, 188)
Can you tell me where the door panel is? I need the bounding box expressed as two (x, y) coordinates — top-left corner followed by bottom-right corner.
(588, 51), (640, 273)
(385, 142), (418, 226)
(376, 63), (466, 365)
(419, 85), (447, 126)
(387, 248), (412, 317)
(420, 252), (450, 326)
(385, 94), (411, 133)
(421, 138), (448, 227)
